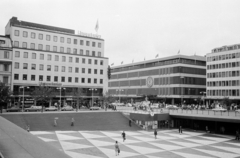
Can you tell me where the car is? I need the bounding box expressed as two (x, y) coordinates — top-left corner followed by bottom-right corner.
(61, 106), (74, 111)
(212, 107), (227, 112)
(90, 106), (101, 110)
(236, 109), (240, 113)
(166, 105), (179, 109)
(45, 106), (58, 111)
(24, 106), (42, 112)
(6, 106), (21, 112)
(150, 103), (159, 109)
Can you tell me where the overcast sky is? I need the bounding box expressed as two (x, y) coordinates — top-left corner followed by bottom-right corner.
(1, 0), (240, 66)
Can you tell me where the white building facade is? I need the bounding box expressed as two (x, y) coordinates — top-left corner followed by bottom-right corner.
(4, 17), (108, 107)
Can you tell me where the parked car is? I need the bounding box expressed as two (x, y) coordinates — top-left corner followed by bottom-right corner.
(235, 109), (240, 113)
(24, 106), (42, 112)
(61, 106), (74, 111)
(6, 106), (21, 112)
(212, 107), (227, 112)
(125, 103), (132, 107)
(90, 106), (101, 110)
(166, 105), (179, 109)
(150, 103), (159, 109)
(45, 106), (58, 111)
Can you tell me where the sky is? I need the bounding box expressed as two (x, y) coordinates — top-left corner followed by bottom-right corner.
(1, 0), (240, 66)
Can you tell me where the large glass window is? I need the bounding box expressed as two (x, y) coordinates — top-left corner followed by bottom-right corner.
(39, 34), (43, 40)
(47, 54), (51, 60)
(31, 75), (35, 81)
(62, 56), (66, 62)
(14, 41), (19, 47)
(60, 47), (64, 53)
(38, 44), (43, 50)
(69, 57), (72, 62)
(54, 66), (58, 72)
(46, 35), (51, 41)
(14, 62), (19, 69)
(55, 55), (59, 61)
(14, 74), (19, 80)
(62, 66), (65, 72)
(23, 74), (27, 80)
(67, 38), (71, 44)
(30, 43), (35, 49)
(53, 46), (57, 52)
(24, 52), (28, 58)
(14, 30), (19, 36)
(53, 36), (58, 42)
(23, 31), (28, 37)
(68, 67), (72, 73)
(31, 64), (36, 70)
(80, 40), (84, 45)
(47, 65), (51, 71)
(39, 64), (44, 70)
(23, 63), (28, 69)
(31, 32), (35, 39)
(46, 45), (50, 51)
(60, 37), (64, 43)
(40, 54), (44, 60)
(98, 42), (101, 48)
(80, 49), (83, 55)
(15, 51), (20, 57)
(22, 42), (27, 48)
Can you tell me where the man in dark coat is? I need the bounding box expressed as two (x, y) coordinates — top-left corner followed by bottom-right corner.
(122, 131), (126, 142)
(154, 129), (157, 139)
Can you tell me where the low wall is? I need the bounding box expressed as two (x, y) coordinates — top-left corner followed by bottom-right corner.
(130, 112), (170, 121)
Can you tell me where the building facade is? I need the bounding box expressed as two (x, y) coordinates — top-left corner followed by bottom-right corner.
(206, 44), (240, 103)
(109, 55), (206, 105)
(4, 17), (108, 107)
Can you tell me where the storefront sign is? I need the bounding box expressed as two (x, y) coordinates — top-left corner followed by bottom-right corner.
(146, 76), (154, 88)
(39, 82), (62, 87)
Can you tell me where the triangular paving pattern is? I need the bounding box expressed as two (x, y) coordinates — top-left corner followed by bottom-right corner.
(31, 131), (54, 135)
(149, 142), (184, 151)
(63, 139), (94, 146)
(68, 147), (108, 158)
(125, 144), (163, 155)
(195, 148), (239, 158)
(38, 136), (57, 142)
(172, 148), (218, 157)
(60, 141), (93, 150)
(100, 144), (139, 154)
(97, 147), (140, 158)
(147, 151), (186, 158)
(35, 133), (58, 140)
(101, 131), (122, 137)
(56, 133), (83, 141)
(81, 132), (107, 139)
(65, 150), (101, 158)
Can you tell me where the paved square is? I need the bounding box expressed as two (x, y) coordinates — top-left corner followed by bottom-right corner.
(31, 130), (240, 158)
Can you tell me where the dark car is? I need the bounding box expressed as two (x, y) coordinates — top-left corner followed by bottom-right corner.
(6, 107), (21, 112)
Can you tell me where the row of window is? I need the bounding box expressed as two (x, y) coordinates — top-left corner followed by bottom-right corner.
(14, 51), (104, 65)
(14, 74), (103, 84)
(14, 62), (104, 74)
(14, 30), (102, 47)
(207, 71), (240, 78)
(207, 80), (240, 87)
(207, 89), (240, 97)
(207, 52), (240, 62)
(212, 45), (240, 53)
(207, 61), (240, 70)
(14, 41), (102, 57)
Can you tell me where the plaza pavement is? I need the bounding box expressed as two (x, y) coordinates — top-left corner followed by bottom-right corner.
(32, 129), (240, 158)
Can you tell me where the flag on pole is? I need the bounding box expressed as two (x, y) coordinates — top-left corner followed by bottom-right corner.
(155, 54), (159, 58)
(111, 63), (114, 66)
(95, 20), (99, 32)
(121, 61), (123, 64)
(178, 50), (180, 54)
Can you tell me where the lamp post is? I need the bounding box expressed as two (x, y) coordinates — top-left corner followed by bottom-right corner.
(89, 88), (97, 107)
(200, 91), (206, 105)
(19, 86), (29, 112)
(180, 76), (184, 105)
(57, 87), (65, 110)
(116, 89), (124, 103)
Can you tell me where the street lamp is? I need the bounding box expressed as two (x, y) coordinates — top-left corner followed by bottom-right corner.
(19, 86), (29, 112)
(200, 91), (206, 105)
(116, 89), (124, 103)
(89, 88), (97, 107)
(180, 76), (184, 105)
(57, 87), (66, 110)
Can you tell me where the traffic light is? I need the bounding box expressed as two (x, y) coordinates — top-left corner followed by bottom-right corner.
(107, 65), (111, 79)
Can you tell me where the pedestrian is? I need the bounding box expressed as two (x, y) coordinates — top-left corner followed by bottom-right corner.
(71, 118), (75, 126)
(122, 131), (126, 142)
(26, 125), (30, 132)
(236, 130), (239, 141)
(154, 129), (157, 139)
(179, 126), (182, 134)
(115, 141), (120, 156)
(54, 118), (57, 127)
(206, 126), (208, 133)
(129, 120), (132, 127)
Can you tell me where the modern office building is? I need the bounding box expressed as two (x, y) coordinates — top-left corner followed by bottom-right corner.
(109, 54), (206, 104)
(206, 44), (240, 103)
(4, 17), (108, 107)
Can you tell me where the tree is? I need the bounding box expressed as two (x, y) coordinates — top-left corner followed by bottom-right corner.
(0, 82), (12, 113)
(30, 86), (54, 112)
(107, 65), (111, 79)
(100, 91), (114, 108)
(72, 88), (85, 112)
(221, 97), (231, 109)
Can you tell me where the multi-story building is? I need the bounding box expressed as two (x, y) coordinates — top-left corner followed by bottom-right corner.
(4, 17), (108, 107)
(206, 44), (240, 103)
(108, 54), (206, 104)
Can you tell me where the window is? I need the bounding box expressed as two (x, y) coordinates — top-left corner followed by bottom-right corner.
(92, 51), (95, 56)
(47, 54), (52, 60)
(53, 36), (58, 42)
(53, 46), (57, 52)
(88, 59), (92, 64)
(73, 48), (77, 54)
(47, 76), (51, 81)
(80, 49), (83, 55)
(98, 52), (101, 57)
(60, 37), (64, 43)
(39, 64), (44, 70)
(76, 57), (79, 63)
(29, 43), (34, 50)
(92, 42), (95, 47)
(38, 44), (43, 50)
(82, 58), (85, 63)
(74, 39), (77, 44)
(22, 42), (27, 48)
(62, 56), (66, 62)
(62, 66), (65, 72)
(94, 60), (98, 65)
(60, 47), (64, 53)
(54, 66), (58, 72)
(75, 77), (78, 83)
(61, 77), (65, 82)
(4, 51), (9, 58)
(14, 30), (19, 36)
(14, 62), (19, 69)
(40, 54), (44, 60)
(94, 78), (97, 84)
(94, 69), (97, 74)
(31, 64), (36, 70)
(14, 74), (19, 80)
(100, 60), (103, 65)
(100, 79), (103, 84)
(14, 41), (19, 47)
(80, 40), (84, 45)
(88, 78), (91, 83)
(4, 64), (8, 71)
(86, 41), (90, 46)
(23, 63), (28, 69)
(23, 31), (28, 37)
(23, 74), (27, 80)
(55, 55), (59, 61)
(75, 67), (79, 73)
(46, 35), (51, 41)
(31, 75), (35, 81)
(15, 51), (20, 57)
(68, 67), (72, 72)
(68, 77), (72, 82)
(31, 32), (35, 39)
(67, 38), (71, 44)
(39, 34), (43, 40)
(47, 65), (51, 71)
(24, 52), (28, 58)
(39, 75), (43, 81)
(82, 68), (85, 73)
(88, 69), (91, 74)
(69, 57), (72, 62)
(98, 42), (101, 48)
(86, 50), (89, 56)
(67, 48), (71, 53)
(81, 78), (85, 83)
(54, 76), (58, 82)
(46, 45), (50, 51)
(100, 69), (103, 74)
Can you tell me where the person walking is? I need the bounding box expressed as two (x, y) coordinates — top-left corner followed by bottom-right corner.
(179, 126), (182, 134)
(129, 120), (132, 127)
(122, 131), (126, 142)
(71, 118), (75, 126)
(26, 125), (30, 132)
(236, 130), (239, 141)
(54, 118), (57, 127)
(115, 141), (120, 156)
(154, 129), (157, 139)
